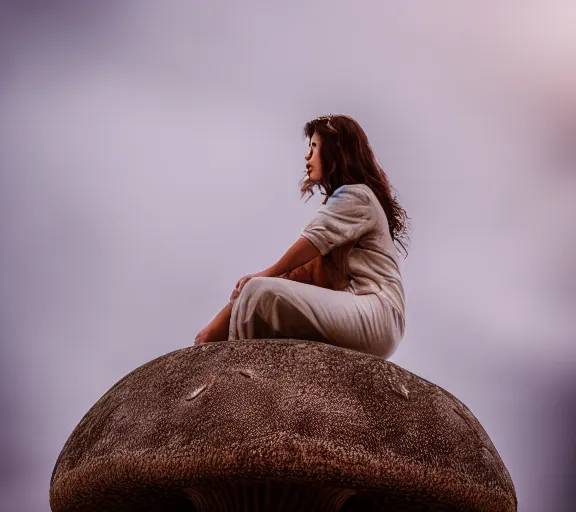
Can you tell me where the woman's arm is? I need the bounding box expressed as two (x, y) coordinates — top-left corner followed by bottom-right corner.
(300, 185), (376, 256)
(230, 237), (321, 301)
(264, 236), (321, 276)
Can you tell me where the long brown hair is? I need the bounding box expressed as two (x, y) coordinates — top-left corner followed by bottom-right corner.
(300, 114), (410, 256)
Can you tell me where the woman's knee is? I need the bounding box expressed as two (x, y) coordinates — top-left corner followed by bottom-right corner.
(243, 276), (270, 292)
(239, 276), (279, 302)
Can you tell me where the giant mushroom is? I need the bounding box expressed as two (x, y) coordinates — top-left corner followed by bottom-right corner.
(50, 339), (517, 511)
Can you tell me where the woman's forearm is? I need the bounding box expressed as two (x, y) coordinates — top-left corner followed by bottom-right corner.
(265, 236), (320, 277)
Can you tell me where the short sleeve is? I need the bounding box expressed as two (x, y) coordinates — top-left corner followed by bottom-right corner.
(300, 185), (376, 256)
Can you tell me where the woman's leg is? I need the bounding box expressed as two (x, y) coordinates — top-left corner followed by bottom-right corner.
(229, 277), (400, 358)
(194, 302), (232, 344)
(195, 248), (348, 345)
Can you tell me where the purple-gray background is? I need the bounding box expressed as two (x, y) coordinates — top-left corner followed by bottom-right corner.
(1, 2), (575, 511)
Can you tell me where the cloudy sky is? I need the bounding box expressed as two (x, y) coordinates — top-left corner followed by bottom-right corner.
(1, 1), (575, 510)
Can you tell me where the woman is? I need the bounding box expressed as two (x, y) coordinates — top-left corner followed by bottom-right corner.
(194, 114), (409, 359)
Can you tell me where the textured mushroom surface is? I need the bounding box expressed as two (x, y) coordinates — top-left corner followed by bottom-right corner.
(50, 340), (517, 511)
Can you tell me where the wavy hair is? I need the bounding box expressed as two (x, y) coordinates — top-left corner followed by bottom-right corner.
(299, 114), (410, 256)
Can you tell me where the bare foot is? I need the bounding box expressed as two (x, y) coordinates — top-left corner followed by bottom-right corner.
(194, 302), (233, 345)
(194, 325), (217, 344)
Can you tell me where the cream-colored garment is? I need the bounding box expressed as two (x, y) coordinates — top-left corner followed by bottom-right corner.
(229, 184), (406, 358)
(300, 183), (406, 318)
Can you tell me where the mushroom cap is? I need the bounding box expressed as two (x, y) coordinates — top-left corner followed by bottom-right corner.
(50, 340), (517, 511)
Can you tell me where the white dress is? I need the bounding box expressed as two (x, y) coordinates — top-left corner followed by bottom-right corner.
(228, 184), (406, 359)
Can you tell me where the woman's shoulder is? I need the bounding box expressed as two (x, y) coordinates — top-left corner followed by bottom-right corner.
(331, 183), (376, 204)
(331, 184), (389, 225)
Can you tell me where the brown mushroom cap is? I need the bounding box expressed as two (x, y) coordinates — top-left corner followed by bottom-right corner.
(50, 340), (517, 511)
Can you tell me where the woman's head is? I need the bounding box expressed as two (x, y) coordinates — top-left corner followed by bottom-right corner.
(304, 131), (324, 183)
(300, 114), (410, 256)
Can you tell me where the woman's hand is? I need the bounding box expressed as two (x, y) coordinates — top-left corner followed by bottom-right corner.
(229, 238), (320, 302)
(230, 270), (274, 302)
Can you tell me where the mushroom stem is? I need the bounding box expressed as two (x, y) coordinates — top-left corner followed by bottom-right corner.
(184, 479), (356, 511)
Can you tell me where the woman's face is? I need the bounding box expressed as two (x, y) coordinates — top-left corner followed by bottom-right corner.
(305, 132), (323, 183)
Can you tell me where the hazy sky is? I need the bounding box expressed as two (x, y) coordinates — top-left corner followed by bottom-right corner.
(1, 2), (575, 510)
